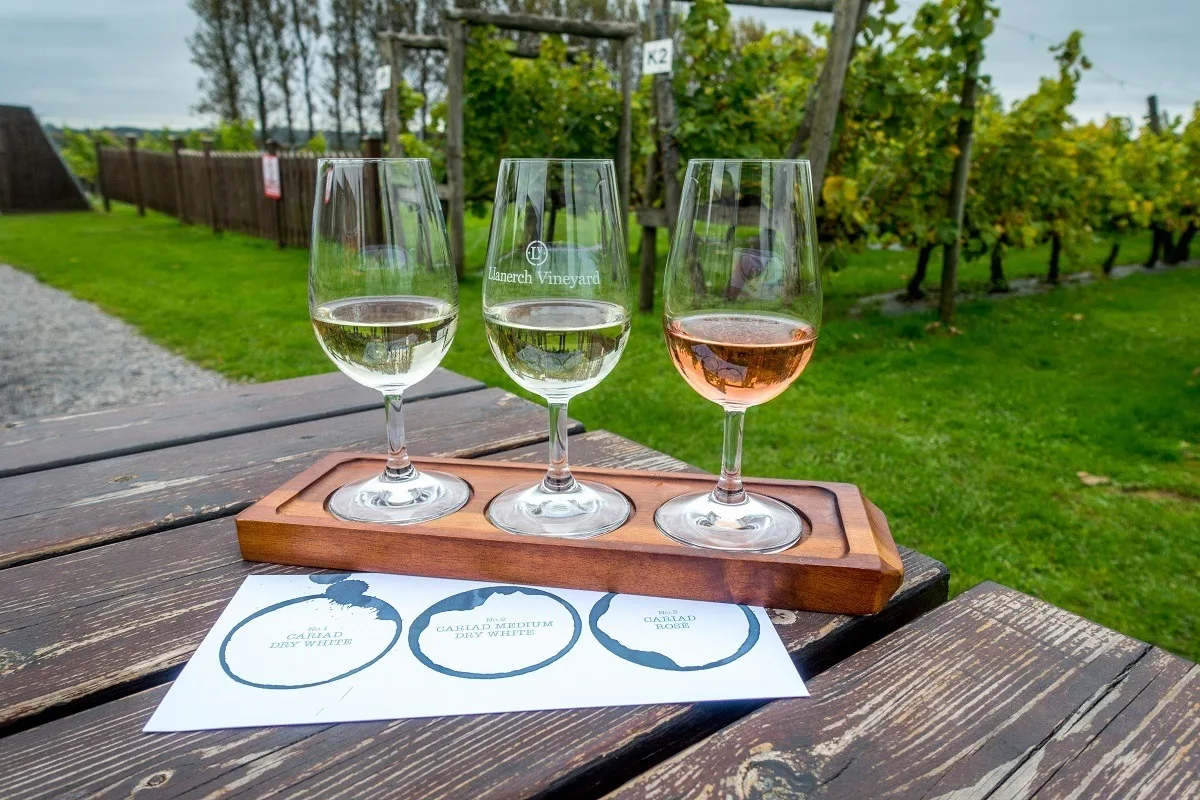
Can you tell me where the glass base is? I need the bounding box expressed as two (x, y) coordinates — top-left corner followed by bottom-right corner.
(654, 490), (804, 553)
(326, 468), (471, 525)
(486, 479), (631, 539)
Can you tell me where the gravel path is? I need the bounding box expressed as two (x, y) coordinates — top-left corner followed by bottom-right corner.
(0, 264), (231, 424)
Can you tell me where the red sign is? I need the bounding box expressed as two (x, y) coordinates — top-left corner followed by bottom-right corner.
(262, 155), (281, 200)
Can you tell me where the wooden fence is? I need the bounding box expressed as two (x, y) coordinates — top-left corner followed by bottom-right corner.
(96, 138), (363, 248)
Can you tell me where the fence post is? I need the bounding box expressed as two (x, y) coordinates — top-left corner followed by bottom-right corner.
(125, 134), (144, 216)
(93, 136), (111, 212)
(266, 139), (286, 248)
(171, 136), (189, 224)
(362, 136), (384, 247)
(202, 137), (221, 234)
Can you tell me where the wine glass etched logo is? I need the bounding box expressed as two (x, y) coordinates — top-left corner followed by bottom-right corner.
(409, 586), (581, 679)
(588, 594), (760, 671)
(218, 574), (403, 690)
(525, 239), (549, 267)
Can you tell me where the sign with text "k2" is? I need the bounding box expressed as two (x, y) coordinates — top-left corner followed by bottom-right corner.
(642, 39), (673, 75)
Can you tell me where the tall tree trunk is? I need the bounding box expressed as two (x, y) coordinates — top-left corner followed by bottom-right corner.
(989, 241), (1008, 293)
(239, 1), (271, 145)
(1101, 240), (1120, 274)
(289, 0), (316, 142)
(1047, 232), (1062, 284)
(304, 79), (316, 144)
(1167, 222), (1195, 264)
(904, 243), (934, 301)
(281, 75), (295, 146)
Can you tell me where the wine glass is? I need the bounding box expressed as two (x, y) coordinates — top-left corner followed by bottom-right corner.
(483, 158), (633, 538)
(656, 159), (822, 553)
(309, 158), (470, 524)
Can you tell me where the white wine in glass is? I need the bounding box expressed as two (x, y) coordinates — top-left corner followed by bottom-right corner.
(310, 158), (470, 525)
(483, 158), (633, 538)
(656, 159), (823, 553)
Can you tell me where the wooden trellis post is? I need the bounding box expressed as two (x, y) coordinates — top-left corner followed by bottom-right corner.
(378, 33), (404, 156)
(787, 0), (866, 193)
(442, 9), (637, 276)
(636, 0), (848, 311)
(444, 18), (467, 278)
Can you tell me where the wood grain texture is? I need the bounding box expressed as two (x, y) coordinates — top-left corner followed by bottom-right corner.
(235, 452), (905, 613)
(444, 8), (639, 38)
(0, 544), (944, 800)
(603, 582), (1197, 800)
(0, 423), (596, 731)
(0, 429), (946, 800)
(0, 369), (481, 478)
(0, 388), (567, 569)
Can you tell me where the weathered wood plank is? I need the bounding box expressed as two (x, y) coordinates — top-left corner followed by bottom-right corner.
(0, 388), (569, 569)
(444, 8), (639, 39)
(0, 545), (943, 800)
(0, 419), (592, 731)
(602, 582), (1197, 800)
(1005, 649), (1198, 799)
(0, 435), (946, 800)
(0, 369), (482, 478)
(498, 429), (697, 473)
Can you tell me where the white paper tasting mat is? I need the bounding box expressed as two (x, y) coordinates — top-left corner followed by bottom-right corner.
(145, 572), (808, 732)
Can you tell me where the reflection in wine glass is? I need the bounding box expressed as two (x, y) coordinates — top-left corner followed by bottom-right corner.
(310, 158), (470, 524)
(483, 159), (634, 538)
(657, 159), (823, 553)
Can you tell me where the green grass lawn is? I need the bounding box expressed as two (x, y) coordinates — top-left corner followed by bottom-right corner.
(1, 204), (1196, 660)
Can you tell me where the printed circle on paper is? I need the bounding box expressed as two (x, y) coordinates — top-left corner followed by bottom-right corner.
(219, 578), (402, 690)
(588, 594), (760, 671)
(409, 586), (581, 679)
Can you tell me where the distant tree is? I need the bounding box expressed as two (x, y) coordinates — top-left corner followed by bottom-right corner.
(289, 0), (323, 142)
(60, 128), (118, 186)
(183, 119), (259, 151)
(344, 0), (375, 137)
(413, 0), (446, 139)
(303, 131), (329, 152)
(263, 0), (297, 145)
(237, 0), (274, 145)
(324, 0), (350, 149)
(188, 0), (244, 122)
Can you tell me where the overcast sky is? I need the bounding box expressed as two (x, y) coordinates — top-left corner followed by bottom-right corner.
(1, 0), (1196, 130)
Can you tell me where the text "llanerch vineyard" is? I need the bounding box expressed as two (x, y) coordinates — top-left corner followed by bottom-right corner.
(488, 266), (601, 288)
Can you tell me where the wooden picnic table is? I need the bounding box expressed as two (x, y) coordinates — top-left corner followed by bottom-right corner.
(0, 369), (1194, 799)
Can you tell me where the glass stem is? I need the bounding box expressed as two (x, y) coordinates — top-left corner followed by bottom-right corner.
(383, 393), (415, 482)
(543, 401), (576, 493)
(713, 408), (747, 505)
